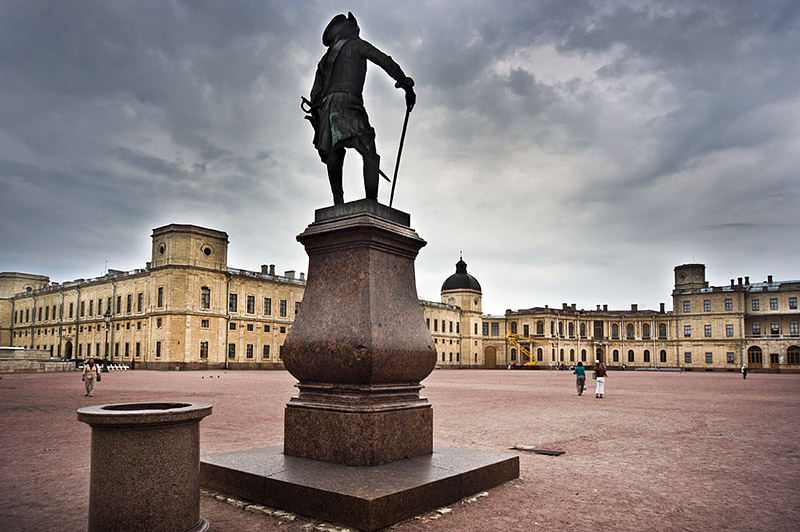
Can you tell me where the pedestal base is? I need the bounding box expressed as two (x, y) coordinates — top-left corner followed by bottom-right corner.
(201, 446), (519, 532)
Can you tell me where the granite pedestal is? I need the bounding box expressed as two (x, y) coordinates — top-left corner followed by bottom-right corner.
(200, 200), (518, 530)
(78, 401), (212, 532)
(201, 445), (519, 532)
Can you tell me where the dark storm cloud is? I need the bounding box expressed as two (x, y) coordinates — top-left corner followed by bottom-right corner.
(1, 0), (798, 312)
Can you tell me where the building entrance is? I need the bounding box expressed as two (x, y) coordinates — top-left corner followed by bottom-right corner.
(484, 346), (497, 369)
(747, 346), (763, 368)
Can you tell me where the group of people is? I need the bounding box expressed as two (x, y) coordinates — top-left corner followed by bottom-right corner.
(572, 360), (608, 398)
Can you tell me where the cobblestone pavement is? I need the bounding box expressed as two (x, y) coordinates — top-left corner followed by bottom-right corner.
(1, 368), (799, 531)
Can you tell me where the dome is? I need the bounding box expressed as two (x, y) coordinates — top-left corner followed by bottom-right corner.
(441, 258), (481, 292)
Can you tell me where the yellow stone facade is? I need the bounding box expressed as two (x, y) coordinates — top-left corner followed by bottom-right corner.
(2, 224), (798, 372)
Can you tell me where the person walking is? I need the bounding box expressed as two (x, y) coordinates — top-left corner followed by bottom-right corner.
(594, 359), (607, 399)
(741, 364), (748, 380)
(81, 358), (101, 397)
(573, 361), (586, 396)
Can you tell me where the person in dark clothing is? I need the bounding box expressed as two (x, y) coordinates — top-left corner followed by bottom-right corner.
(306, 12), (416, 204)
(573, 362), (586, 396)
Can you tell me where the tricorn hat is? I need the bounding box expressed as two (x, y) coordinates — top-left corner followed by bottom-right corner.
(322, 12), (358, 46)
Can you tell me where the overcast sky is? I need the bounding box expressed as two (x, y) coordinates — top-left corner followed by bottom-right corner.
(1, 0), (798, 315)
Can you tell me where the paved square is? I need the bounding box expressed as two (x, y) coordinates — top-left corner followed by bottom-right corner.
(1, 369), (798, 531)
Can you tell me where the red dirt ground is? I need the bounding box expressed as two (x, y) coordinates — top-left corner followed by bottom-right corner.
(1, 368), (799, 531)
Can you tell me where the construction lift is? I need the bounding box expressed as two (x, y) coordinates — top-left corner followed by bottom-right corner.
(505, 334), (553, 367)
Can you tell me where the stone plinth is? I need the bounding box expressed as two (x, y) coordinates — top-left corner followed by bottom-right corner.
(77, 402), (212, 532)
(282, 201), (436, 466)
(201, 445), (520, 532)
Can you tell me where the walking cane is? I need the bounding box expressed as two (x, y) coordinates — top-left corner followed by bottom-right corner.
(389, 105), (412, 208)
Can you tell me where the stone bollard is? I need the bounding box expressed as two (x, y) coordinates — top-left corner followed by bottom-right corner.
(77, 402), (212, 532)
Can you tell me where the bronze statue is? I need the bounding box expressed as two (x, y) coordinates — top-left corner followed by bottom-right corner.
(303, 12), (415, 205)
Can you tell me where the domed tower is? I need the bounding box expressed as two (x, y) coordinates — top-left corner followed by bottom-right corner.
(441, 255), (482, 313)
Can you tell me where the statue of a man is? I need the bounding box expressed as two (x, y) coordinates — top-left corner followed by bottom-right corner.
(305, 12), (415, 205)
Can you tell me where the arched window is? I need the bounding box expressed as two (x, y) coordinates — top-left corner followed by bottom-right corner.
(660, 349), (667, 363)
(659, 323), (667, 339)
(560, 348), (564, 361)
(642, 323), (650, 339)
(536, 321), (544, 335)
(510, 322), (517, 334)
(613, 349), (619, 362)
(558, 322), (563, 336)
(644, 349), (651, 363)
(611, 323), (619, 339)
(537, 348), (543, 361)
(626, 323), (635, 339)
(511, 348), (517, 361)
(748, 346), (762, 365)
(568, 323), (575, 337)
(570, 349), (575, 361)
(581, 349), (587, 362)
(628, 349), (634, 362)
(787, 346), (800, 365)
(580, 323), (586, 337)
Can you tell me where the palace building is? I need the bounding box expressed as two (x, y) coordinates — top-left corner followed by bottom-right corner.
(2, 224), (798, 371)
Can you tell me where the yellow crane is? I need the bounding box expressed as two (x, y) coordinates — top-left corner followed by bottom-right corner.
(505, 333), (553, 366)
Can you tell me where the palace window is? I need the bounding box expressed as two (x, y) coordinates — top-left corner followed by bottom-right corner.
(727, 352), (734, 364)
(247, 324), (254, 332)
(684, 325), (691, 337)
(580, 323), (586, 338)
(228, 344), (236, 359)
(790, 297), (798, 310)
(200, 287), (210, 309)
(510, 322), (517, 334)
(644, 350), (650, 363)
(296, 302), (301, 316)
(726, 324), (734, 337)
(705, 353), (713, 364)
(157, 318), (162, 328)
(246, 344), (254, 359)
(201, 319), (209, 329)
(263, 345), (270, 359)
(491, 322), (499, 336)
(581, 349), (586, 362)
(704, 300), (711, 312)
(280, 326), (286, 333)
(247, 296), (255, 314)
(483, 322), (489, 336)
(280, 299), (287, 317)
(685, 352), (692, 363)
(611, 323), (619, 339)
(626, 323), (635, 340)
(264, 325), (270, 332)
(200, 342), (208, 359)
(536, 321), (544, 335)
(568, 323), (574, 338)
(613, 349), (619, 362)
(523, 324), (529, 336)
(126, 294), (132, 313)
(229, 322), (236, 331)
(683, 301), (691, 313)
(660, 350), (667, 363)
(628, 350), (634, 363)
(704, 325), (712, 337)
(659, 323), (667, 339)
(157, 287), (164, 308)
(752, 323), (761, 335)
(790, 321), (798, 336)
(642, 323), (650, 340)
(264, 297), (272, 315)
(558, 322), (563, 336)
(117, 296), (122, 313)
(771, 322), (780, 336)
(156, 341), (162, 358)
(752, 299), (760, 311)
(434, 319), (438, 332)
(770, 298), (778, 310)
(569, 349), (574, 362)
(137, 293), (143, 312)
(229, 293), (238, 312)
(725, 298), (733, 311)
(788, 346), (800, 365)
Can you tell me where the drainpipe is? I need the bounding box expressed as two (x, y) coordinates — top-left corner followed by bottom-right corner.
(224, 273), (231, 370)
(9, 298), (15, 346)
(75, 287), (81, 360)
